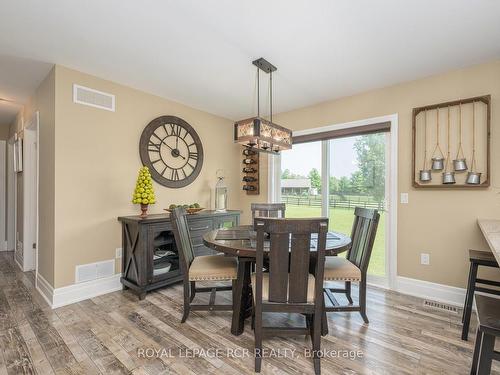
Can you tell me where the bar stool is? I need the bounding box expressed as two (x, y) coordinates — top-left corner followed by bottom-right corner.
(462, 249), (500, 341)
(470, 294), (500, 375)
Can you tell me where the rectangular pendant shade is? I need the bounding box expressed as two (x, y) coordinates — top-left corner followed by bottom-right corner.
(234, 117), (292, 153)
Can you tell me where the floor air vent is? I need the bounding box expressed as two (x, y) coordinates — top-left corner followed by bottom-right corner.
(423, 299), (459, 314)
(73, 84), (115, 112)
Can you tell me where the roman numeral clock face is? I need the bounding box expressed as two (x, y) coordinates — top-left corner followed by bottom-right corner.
(139, 116), (204, 188)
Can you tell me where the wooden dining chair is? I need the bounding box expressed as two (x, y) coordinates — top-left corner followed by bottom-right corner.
(251, 203), (286, 222)
(323, 207), (380, 323)
(252, 217), (328, 375)
(171, 207), (238, 323)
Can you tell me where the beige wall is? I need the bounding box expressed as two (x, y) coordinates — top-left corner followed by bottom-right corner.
(246, 60), (500, 288)
(0, 124), (10, 140)
(15, 59), (500, 291)
(20, 67), (56, 284)
(53, 66), (240, 288)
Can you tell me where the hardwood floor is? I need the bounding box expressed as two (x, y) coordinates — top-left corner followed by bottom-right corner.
(1, 251), (498, 375)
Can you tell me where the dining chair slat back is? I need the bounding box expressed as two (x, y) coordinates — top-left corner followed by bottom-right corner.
(171, 207), (195, 271)
(254, 217), (328, 374)
(347, 207), (380, 274)
(251, 203), (286, 222)
(256, 218), (327, 304)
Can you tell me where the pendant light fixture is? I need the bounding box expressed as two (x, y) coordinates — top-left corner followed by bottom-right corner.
(234, 58), (292, 154)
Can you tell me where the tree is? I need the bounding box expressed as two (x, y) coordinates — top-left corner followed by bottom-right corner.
(281, 169), (291, 179)
(338, 176), (351, 197)
(353, 134), (386, 201)
(329, 176), (339, 195)
(281, 169), (305, 179)
(308, 168), (321, 193)
(349, 171), (365, 194)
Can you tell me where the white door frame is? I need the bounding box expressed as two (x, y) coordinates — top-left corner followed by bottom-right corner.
(0, 140), (6, 251)
(23, 111), (39, 272)
(6, 136), (16, 252)
(270, 114), (399, 289)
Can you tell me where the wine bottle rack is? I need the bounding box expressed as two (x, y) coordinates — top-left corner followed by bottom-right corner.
(242, 147), (259, 195)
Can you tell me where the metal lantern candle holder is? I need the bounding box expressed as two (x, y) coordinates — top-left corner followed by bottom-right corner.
(430, 108), (445, 171)
(466, 102), (482, 185)
(419, 170), (432, 182)
(419, 110), (432, 182)
(442, 171), (456, 184)
(453, 103), (468, 172)
(442, 107), (456, 184)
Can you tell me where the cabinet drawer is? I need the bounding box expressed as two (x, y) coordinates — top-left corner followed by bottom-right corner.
(187, 219), (213, 236)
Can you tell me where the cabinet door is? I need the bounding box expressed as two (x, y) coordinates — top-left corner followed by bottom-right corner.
(147, 224), (182, 283)
(214, 214), (240, 229)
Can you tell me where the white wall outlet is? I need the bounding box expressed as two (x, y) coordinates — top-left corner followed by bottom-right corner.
(400, 193), (409, 204)
(420, 253), (430, 265)
(116, 248), (122, 258)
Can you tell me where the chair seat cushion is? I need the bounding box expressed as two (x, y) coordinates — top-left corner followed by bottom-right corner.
(323, 256), (361, 281)
(250, 273), (316, 303)
(189, 255), (238, 281)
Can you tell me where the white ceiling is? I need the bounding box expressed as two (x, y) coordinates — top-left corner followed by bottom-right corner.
(0, 0), (499, 121)
(0, 55), (53, 124)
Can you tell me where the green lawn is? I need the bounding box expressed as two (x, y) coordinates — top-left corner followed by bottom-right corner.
(285, 205), (386, 276)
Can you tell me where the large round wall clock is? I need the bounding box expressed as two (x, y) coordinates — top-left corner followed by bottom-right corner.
(139, 116), (204, 188)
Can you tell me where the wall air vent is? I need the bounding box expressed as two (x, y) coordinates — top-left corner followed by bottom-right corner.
(423, 299), (459, 314)
(73, 84), (115, 112)
(75, 259), (115, 283)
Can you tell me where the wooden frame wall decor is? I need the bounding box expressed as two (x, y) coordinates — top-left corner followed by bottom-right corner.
(242, 147), (259, 195)
(412, 95), (491, 189)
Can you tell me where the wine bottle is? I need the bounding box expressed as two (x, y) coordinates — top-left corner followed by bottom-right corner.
(243, 185), (256, 191)
(242, 167), (257, 173)
(242, 176), (257, 182)
(242, 148), (257, 156)
(243, 158), (256, 165)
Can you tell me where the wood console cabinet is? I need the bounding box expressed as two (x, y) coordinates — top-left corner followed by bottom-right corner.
(117, 210), (240, 299)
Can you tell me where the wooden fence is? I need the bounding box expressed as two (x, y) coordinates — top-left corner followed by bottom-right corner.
(281, 195), (385, 210)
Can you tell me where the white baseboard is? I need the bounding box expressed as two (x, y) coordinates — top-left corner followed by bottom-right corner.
(36, 272), (122, 309)
(33, 272), (466, 310)
(36, 273), (54, 308)
(396, 276), (466, 307)
(15, 244), (23, 271)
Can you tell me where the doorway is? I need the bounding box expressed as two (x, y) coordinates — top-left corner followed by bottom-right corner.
(21, 111), (39, 272)
(6, 136), (16, 252)
(272, 115), (398, 289)
(0, 140), (5, 251)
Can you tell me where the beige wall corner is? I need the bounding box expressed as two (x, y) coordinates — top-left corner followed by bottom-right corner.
(53, 65), (241, 288)
(21, 66), (57, 286)
(0, 124), (10, 140)
(243, 59), (500, 289)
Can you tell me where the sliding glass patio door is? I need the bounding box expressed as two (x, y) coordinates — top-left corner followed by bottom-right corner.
(281, 141), (323, 217)
(328, 133), (387, 278)
(279, 128), (391, 285)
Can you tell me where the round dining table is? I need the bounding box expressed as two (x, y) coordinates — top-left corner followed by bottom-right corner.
(203, 225), (351, 336)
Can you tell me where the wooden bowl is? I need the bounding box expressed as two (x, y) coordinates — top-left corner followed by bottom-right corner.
(164, 207), (205, 215)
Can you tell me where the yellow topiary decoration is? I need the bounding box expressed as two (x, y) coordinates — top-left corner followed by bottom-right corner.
(132, 166), (156, 205)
